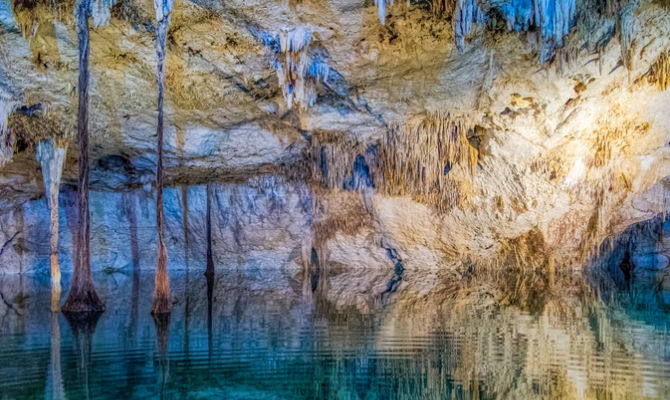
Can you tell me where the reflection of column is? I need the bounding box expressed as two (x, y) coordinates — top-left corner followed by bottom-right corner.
(124, 191), (140, 332)
(300, 240), (313, 302)
(152, 314), (170, 400)
(546, 254), (555, 293)
(183, 186), (190, 360)
(64, 311), (102, 400)
(45, 313), (64, 400)
(303, 196), (330, 304)
(206, 273), (214, 362)
(205, 183), (215, 278)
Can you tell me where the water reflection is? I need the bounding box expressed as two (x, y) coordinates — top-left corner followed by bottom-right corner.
(152, 314), (170, 400)
(45, 313), (64, 400)
(62, 311), (101, 400)
(0, 268), (668, 399)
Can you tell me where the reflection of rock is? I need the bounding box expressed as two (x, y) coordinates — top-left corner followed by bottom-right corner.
(633, 254), (669, 271)
(2, 268), (670, 399)
(592, 214), (670, 283)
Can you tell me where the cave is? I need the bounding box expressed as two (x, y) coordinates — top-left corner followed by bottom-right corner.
(0, 0), (669, 398)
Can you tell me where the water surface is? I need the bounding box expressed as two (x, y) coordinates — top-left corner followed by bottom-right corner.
(0, 268), (669, 400)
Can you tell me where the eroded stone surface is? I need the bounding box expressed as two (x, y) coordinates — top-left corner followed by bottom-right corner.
(0, 0), (668, 276)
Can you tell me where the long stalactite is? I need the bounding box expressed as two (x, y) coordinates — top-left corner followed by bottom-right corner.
(36, 138), (66, 312)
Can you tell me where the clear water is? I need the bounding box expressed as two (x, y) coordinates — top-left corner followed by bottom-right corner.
(0, 269), (669, 400)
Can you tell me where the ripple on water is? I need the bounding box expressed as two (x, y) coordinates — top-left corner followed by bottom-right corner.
(0, 271), (669, 399)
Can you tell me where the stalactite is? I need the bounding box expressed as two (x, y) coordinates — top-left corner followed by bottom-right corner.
(151, 0), (173, 315)
(36, 139), (66, 312)
(430, 0), (576, 58)
(61, 0), (105, 314)
(637, 51), (670, 91)
(309, 132), (372, 190)
(431, 0), (456, 16)
(378, 113), (479, 212)
(619, 4), (635, 70)
(274, 27), (329, 110)
(10, 0), (50, 38)
(310, 114), (479, 213)
(375, 0), (394, 25)
(0, 96), (15, 167)
(88, 0), (116, 27)
(497, 0), (576, 63)
(452, 0), (483, 52)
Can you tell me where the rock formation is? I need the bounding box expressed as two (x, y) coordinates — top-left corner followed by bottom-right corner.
(36, 138), (66, 311)
(0, 0), (667, 281)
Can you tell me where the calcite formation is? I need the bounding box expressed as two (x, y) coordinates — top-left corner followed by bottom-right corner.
(35, 138), (66, 311)
(0, 0), (667, 277)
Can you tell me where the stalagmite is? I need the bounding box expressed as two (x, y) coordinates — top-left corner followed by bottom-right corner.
(61, 0), (105, 314)
(36, 139), (66, 312)
(151, 0), (173, 315)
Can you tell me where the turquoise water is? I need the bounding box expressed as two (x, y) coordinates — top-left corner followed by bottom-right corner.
(0, 269), (669, 400)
